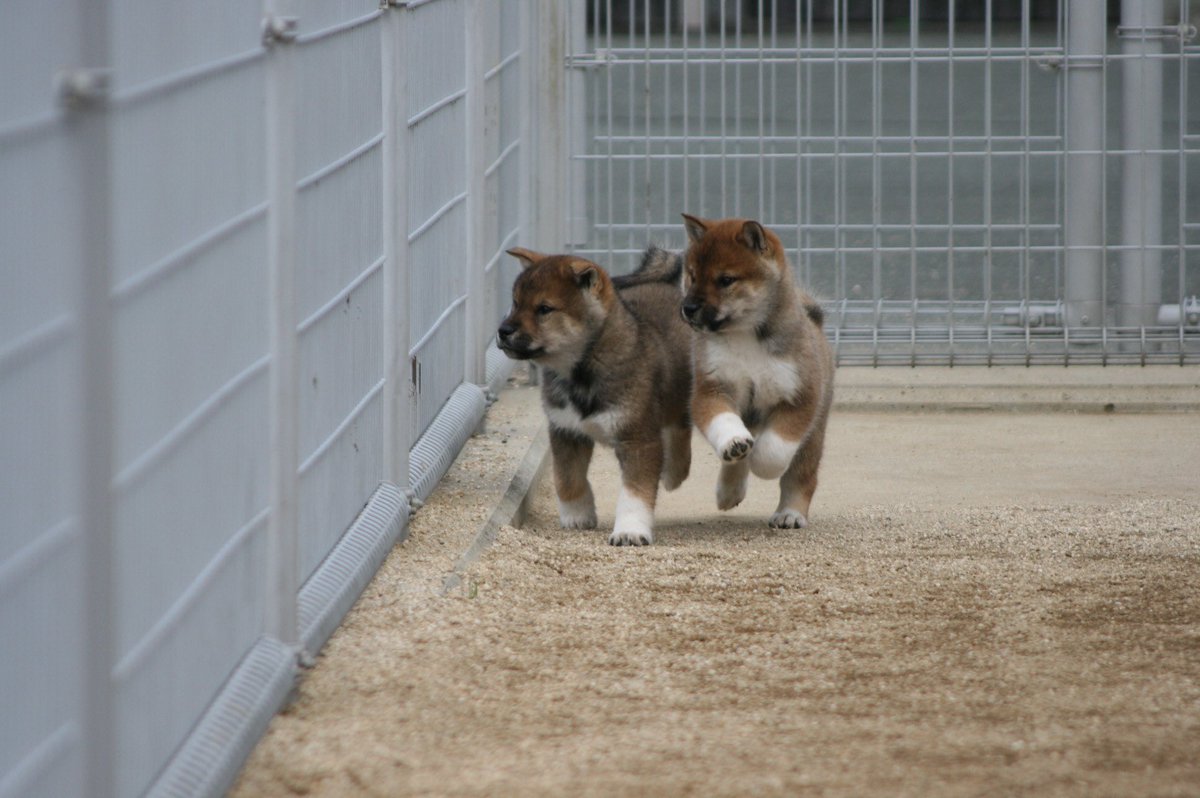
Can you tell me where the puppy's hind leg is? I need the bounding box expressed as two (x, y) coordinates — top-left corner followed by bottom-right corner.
(769, 424), (827, 529)
(551, 428), (597, 529)
(716, 458), (750, 511)
(660, 423), (692, 491)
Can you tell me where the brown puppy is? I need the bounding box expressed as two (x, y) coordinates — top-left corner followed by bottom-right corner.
(680, 215), (834, 528)
(497, 248), (692, 545)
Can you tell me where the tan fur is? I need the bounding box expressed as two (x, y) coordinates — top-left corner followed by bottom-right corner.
(498, 248), (693, 545)
(680, 215), (835, 529)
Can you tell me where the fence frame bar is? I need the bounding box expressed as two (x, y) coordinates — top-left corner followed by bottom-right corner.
(75, 0), (117, 794)
(263, 0), (300, 649)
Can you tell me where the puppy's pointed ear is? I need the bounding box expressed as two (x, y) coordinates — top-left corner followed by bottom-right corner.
(570, 259), (600, 291)
(681, 213), (709, 244)
(507, 247), (546, 270)
(737, 220), (770, 254)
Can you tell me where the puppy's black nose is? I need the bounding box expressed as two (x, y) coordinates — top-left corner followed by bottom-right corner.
(681, 301), (701, 320)
(497, 322), (516, 341)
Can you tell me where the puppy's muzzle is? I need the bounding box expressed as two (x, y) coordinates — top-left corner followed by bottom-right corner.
(497, 321), (541, 359)
(681, 300), (724, 332)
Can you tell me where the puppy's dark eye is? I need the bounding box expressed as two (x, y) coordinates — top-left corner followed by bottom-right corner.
(716, 274), (737, 288)
(536, 304), (555, 316)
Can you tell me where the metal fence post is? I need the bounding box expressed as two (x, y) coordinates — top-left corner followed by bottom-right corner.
(263, 0), (300, 649)
(74, 0), (117, 793)
(1119, 0), (1164, 334)
(514, 0), (542, 389)
(566, 0), (589, 246)
(518, 0), (534, 255)
(383, 1), (412, 489)
(1064, 0), (1107, 330)
(464, 0), (487, 385)
(531, 1), (568, 253)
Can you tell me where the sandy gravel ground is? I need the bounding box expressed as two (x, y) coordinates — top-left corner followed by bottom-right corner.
(232, 374), (1200, 797)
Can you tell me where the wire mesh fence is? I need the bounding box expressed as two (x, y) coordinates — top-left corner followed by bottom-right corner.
(567, 0), (1200, 364)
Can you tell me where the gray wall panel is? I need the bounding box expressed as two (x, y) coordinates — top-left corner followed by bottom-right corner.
(111, 0), (261, 92)
(111, 219), (268, 471)
(112, 371), (270, 659)
(295, 23), (382, 185)
(0, 538), (85, 798)
(296, 267), (386, 462)
(0, 340), (79, 567)
(0, 2), (81, 126)
(296, 267), (386, 582)
(295, 147), (384, 324)
(298, 392), (385, 583)
(407, 101), (469, 241)
(294, 0), (380, 39)
(0, 6), (89, 793)
(111, 66), (266, 287)
(0, 132), (83, 347)
(404, 0), (465, 121)
(411, 303), (467, 436)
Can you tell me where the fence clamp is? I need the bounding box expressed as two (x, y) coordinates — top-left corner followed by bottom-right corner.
(1041, 52), (1111, 71)
(262, 15), (299, 47)
(567, 49), (617, 70)
(1116, 23), (1198, 42)
(55, 68), (111, 108)
(1035, 54), (1063, 72)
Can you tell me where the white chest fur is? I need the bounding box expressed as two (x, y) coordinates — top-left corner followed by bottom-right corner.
(704, 331), (801, 412)
(545, 402), (625, 446)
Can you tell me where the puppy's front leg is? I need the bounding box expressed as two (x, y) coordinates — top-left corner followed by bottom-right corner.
(713, 457), (749, 510)
(550, 427), (596, 529)
(610, 438), (663, 546)
(693, 374), (752, 462)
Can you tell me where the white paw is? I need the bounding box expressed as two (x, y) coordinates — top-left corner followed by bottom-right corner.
(720, 434), (754, 462)
(558, 495), (597, 529)
(768, 509), (808, 529)
(706, 412), (753, 462)
(608, 529), (653, 546)
(610, 487), (654, 546)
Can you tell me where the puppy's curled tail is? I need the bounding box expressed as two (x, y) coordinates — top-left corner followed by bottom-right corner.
(611, 246), (683, 289)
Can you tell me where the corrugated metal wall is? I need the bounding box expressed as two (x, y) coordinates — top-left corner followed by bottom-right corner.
(0, 2), (558, 796)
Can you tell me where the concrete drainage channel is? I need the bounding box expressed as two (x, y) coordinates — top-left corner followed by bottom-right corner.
(439, 426), (549, 597)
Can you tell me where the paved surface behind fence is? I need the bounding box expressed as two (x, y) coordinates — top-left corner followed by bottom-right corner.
(232, 366), (1200, 797)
